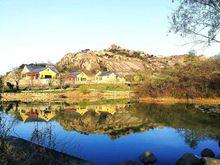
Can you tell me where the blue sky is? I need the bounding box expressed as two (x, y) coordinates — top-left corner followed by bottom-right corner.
(0, 0), (219, 74)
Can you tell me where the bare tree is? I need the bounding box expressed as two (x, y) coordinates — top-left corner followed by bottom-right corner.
(30, 122), (57, 150)
(170, 0), (220, 45)
(0, 112), (17, 164)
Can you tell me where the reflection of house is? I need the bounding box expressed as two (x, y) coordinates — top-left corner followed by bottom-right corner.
(67, 71), (91, 84)
(93, 105), (117, 115)
(22, 65), (59, 79)
(18, 108), (56, 122)
(95, 71), (126, 84)
(75, 106), (88, 115)
(73, 104), (126, 115)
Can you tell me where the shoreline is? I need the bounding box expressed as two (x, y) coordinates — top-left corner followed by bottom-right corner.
(1, 90), (220, 105)
(0, 136), (91, 164)
(139, 97), (220, 105)
(0, 90), (133, 103)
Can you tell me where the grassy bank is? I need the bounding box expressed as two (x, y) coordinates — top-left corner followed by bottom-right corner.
(139, 97), (220, 105)
(1, 89), (133, 103)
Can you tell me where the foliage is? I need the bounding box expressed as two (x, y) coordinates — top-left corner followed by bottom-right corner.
(138, 57), (220, 98)
(18, 63), (47, 70)
(188, 50), (196, 56)
(170, 0), (220, 45)
(0, 77), (3, 92)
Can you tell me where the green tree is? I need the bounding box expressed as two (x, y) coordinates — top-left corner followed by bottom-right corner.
(188, 50), (196, 56)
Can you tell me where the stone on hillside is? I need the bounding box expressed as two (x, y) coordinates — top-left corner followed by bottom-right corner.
(176, 153), (201, 165)
(139, 151), (157, 164)
(201, 157), (220, 165)
(201, 148), (215, 158)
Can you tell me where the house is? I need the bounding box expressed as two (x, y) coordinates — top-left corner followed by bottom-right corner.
(19, 108), (56, 122)
(95, 71), (123, 84)
(22, 65), (59, 79)
(67, 71), (91, 84)
(21, 65), (43, 78)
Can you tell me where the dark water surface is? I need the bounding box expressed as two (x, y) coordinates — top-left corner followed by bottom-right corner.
(0, 101), (220, 165)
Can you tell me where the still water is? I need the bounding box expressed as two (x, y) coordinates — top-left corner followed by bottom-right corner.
(0, 101), (220, 165)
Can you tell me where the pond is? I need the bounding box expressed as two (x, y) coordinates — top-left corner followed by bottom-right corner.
(0, 101), (220, 165)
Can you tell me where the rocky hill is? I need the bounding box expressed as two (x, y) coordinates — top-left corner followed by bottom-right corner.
(57, 44), (207, 76)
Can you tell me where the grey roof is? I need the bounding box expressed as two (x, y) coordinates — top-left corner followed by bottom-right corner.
(26, 65), (44, 71)
(29, 67), (45, 73)
(49, 67), (59, 74)
(28, 66), (59, 74)
(69, 71), (81, 76)
(98, 71), (115, 76)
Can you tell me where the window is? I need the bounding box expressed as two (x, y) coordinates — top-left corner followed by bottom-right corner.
(45, 75), (52, 79)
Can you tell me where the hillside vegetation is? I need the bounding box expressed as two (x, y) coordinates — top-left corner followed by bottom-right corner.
(138, 55), (220, 98)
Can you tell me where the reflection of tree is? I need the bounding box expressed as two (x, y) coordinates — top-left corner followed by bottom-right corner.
(31, 123), (56, 150)
(177, 129), (206, 149)
(0, 112), (17, 164)
(0, 112), (17, 139)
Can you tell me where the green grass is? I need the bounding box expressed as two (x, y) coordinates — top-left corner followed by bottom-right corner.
(18, 84), (132, 94)
(78, 84), (130, 92)
(76, 98), (136, 106)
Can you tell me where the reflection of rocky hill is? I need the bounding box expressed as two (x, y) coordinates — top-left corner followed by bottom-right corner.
(56, 107), (158, 139)
(1, 102), (220, 142)
(55, 104), (220, 140)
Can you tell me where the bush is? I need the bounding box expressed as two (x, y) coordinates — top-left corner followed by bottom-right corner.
(138, 58), (220, 98)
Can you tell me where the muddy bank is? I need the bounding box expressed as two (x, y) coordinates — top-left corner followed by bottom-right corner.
(0, 136), (92, 165)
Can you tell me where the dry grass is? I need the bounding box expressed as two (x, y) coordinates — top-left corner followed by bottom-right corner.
(139, 97), (220, 105)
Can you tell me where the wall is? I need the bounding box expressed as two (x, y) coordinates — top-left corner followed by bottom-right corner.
(19, 78), (60, 89)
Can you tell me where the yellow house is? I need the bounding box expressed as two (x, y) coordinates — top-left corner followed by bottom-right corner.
(67, 71), (91, 84)
(24, 65), (59, 79)
(39, 67), (59, 79)
(95, 71), (118, 84)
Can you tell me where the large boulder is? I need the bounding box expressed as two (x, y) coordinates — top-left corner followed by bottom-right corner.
(201, 148), (215, 158)
(139, 152), (157, 165)
(176, 153), (202, 165)
(120, 160), (142, 165)
(201, 157), (220, 165)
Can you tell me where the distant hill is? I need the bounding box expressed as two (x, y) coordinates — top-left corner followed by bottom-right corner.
(56, 44), (207, 76)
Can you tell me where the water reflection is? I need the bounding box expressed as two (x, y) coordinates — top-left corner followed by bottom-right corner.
(0, 101), (220, 164)
(1, 102), (220, 144)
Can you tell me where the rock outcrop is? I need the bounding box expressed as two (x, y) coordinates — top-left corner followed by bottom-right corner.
(57, 45), (207, 76)
(176, 153), (202, 165)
